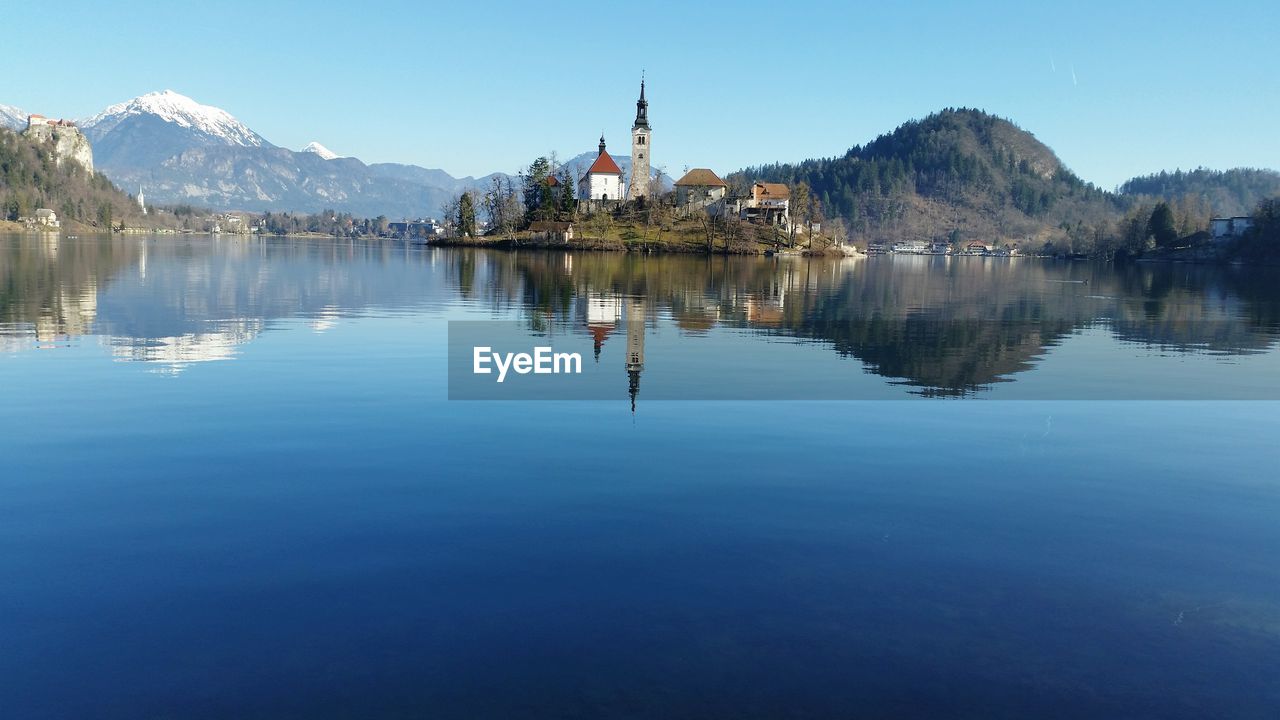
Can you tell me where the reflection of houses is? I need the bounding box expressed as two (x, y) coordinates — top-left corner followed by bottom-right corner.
(673, 168), (728, 215)
(625, 298), (645, 412)
(1211, 216), (1253, 241)
(743, 297), (784, 326)
(582, 292), (623, 361)
(577, 135), (625, 208)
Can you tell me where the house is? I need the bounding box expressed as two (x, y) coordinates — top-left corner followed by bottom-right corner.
(34, 209), (60, 229)
(673, 168), (727, 211)
(577, 135), (625, 206)
(1211, 216), (1253, 241)
(528, 221), (574, 243)
(742, 182), (790, 227)
(389, 219), (444, 239)
(963, 242), (993, 255)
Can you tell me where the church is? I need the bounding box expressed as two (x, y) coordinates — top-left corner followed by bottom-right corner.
(577, 79), (652, 205)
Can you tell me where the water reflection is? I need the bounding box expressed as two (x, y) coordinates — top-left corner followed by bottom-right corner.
(2, 234), (1278, 393)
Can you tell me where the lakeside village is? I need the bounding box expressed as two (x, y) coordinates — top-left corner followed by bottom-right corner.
(7, 89), (1265, 259)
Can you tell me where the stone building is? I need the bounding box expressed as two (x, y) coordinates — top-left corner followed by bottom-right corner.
(34, 209), (61, 229)
(627, 80), (651, 202)
(673, 168), (728, 212)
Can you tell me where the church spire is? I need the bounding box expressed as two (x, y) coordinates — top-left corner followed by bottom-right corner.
(599, 133), (606, 155)
(633, 77), (649, 130)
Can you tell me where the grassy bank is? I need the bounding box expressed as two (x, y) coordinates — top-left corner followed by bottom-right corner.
(438, 215), (798, 255)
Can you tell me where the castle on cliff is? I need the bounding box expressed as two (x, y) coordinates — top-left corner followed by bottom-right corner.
(24, 115), (94, 174)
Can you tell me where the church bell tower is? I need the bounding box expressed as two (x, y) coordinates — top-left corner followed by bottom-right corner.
(627, 77), (651, 202)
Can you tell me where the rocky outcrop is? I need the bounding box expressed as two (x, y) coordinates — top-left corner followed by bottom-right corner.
(24, 121), (94, 174)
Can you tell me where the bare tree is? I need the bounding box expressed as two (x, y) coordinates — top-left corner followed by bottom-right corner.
(439, 196), (461, 238)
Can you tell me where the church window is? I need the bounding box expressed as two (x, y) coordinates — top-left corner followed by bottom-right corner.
(638, 136), (645, 145)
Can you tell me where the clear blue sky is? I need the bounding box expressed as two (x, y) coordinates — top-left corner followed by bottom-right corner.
(5, 0), (1276, 187)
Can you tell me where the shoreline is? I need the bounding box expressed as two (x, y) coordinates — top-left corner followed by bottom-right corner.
(4, 227), (1275, 266)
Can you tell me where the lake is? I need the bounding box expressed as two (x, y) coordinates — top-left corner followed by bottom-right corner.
(2, 234), (1279, 718)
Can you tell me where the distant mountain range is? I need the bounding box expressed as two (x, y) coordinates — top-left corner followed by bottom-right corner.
(0, 103), (27, 131)
(3, 92), (1276, 234)
(62, 90), (505, 218)
(2, 90), (519, 219)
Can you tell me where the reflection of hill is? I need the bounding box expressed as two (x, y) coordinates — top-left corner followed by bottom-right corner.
(493, 253), (1279, 395)
(3, 235), (1277, 391)
(0, 236), (455, 370)
(107, 319), (264, 374)
(0, 235), (137, 343)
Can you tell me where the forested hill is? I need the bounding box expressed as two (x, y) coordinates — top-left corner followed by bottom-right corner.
(729, 108), (1123, 246)
(1118, 168), (1280, 217)
(1, 127), (146, 230)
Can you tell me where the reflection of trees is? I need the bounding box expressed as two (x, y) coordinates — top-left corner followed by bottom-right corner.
(488, 253), (1280, 395)
(0, 236), (139, 343)
(4, 235), (1277, 390)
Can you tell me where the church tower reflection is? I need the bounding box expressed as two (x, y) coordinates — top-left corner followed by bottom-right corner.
(625, 297), (645, 412)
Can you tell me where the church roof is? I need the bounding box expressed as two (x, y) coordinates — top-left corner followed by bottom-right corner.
(587, 150), (623, 176)
(674, 168), (727, 187)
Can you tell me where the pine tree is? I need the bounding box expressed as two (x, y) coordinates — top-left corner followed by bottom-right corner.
(457, 192), (477, 238)
(558, 170), (575, 219)
(1147, 202), (1178, 248)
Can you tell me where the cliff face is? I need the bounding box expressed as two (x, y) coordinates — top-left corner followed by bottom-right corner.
(24, 124), (95, 174)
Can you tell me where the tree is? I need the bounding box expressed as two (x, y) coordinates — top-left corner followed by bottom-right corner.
(788, 182), (811, 247)
(457, 192), (477, 238)
(439, 196), (461, 238)
(557, 170), (576, 219)
(520, 157), (554, 225)
(482, 175), (522, 239)
(1147, 202), (1178, 248)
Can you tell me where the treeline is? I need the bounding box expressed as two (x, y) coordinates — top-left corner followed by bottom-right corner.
(729, 108), (1119, 243)
(1231, 197), (1280, 262)
(258, 210), (394, 237)
(0, 127), (146, 229)
(1118, 168), (1280, 217)
(443, 156), (579, 239)
(724, 108), (1280, 260)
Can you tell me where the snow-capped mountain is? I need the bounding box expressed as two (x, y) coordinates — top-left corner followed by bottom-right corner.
(83, 90), (265, 148)
(79, 90), (269, 171)
(0, 103), (27, 131)
(7, 89), (504, 217)
(301, 141), (339, 160)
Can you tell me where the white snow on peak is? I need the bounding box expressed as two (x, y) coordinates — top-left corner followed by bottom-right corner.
(301, 141), (339, 160)
(83, 90), (265, 147)
(0, 103), (28, 131)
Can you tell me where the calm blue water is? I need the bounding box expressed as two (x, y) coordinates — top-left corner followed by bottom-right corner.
(2, 235), (1279, 718)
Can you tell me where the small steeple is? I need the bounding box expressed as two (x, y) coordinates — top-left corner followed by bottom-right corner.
(633, 76), (649, 130)
(598, 133), (606, 155)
